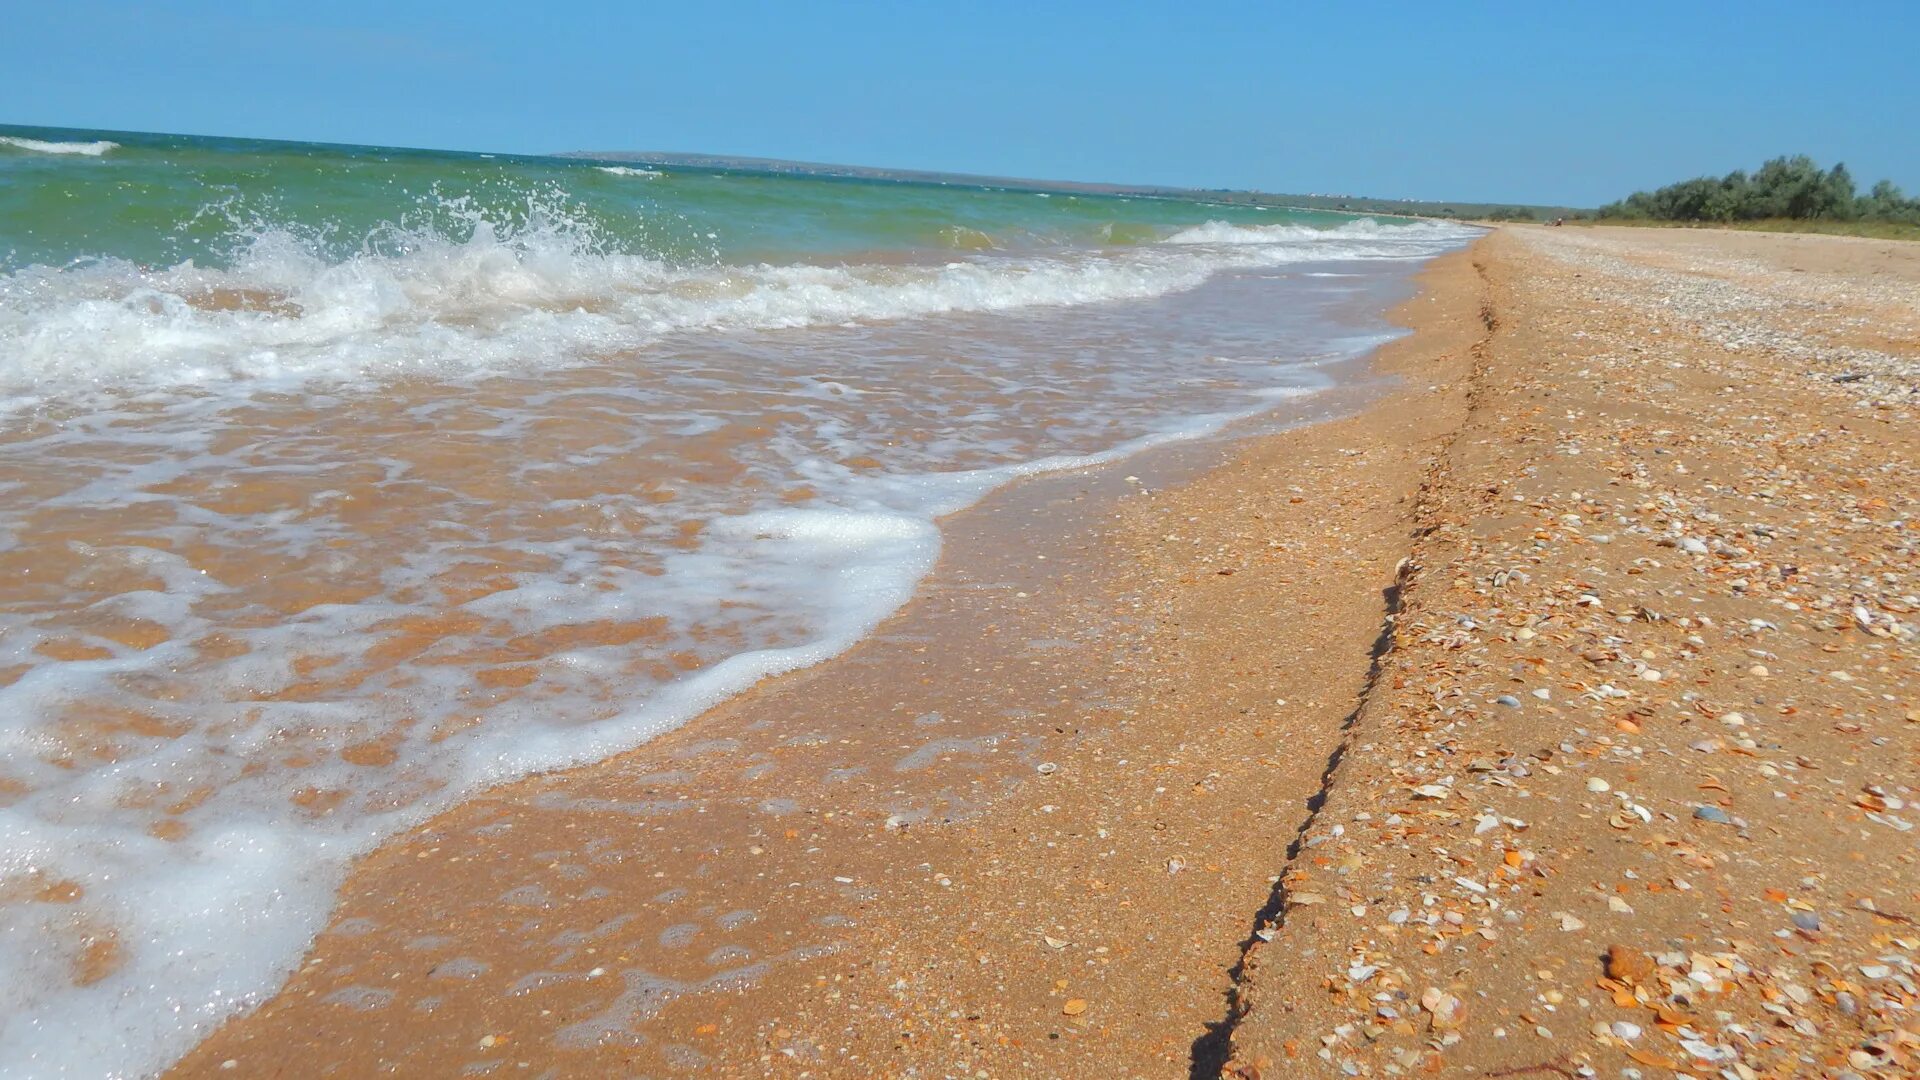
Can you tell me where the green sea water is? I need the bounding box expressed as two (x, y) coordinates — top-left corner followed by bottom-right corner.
(0, 123), (1339, 270)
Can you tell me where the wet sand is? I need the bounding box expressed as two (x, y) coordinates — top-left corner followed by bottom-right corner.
(162, 245), (1488, 1077)
(167, 224), (1918, 1078)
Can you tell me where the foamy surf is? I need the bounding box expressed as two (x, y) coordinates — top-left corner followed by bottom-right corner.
(0, 136), (119, 156)
(1164, 217), (1467, 245)
(0, 210), (1476, 405)
(595, 165), (663, 178)
(0, 127), (1479, 1080)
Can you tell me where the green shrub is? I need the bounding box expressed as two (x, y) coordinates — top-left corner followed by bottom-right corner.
(1600, 155), (1919, 224)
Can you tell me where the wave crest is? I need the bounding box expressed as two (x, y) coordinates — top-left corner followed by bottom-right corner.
(0, 200), (1475, 404)
(0, 136), (120, 156)
(1166, 217), (1477, 245)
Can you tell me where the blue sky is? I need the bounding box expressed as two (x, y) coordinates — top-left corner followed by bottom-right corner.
(6, 1), (1917, 207)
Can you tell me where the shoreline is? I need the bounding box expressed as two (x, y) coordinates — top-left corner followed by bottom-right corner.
(163, 245), (1491, 1075)
(0, 190), (1480, 1079)
(165, 223), (1918, 1078)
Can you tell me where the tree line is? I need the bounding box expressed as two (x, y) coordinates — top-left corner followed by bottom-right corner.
(1599, 155), (1920, 224)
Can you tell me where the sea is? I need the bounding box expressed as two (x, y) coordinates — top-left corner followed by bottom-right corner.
(0, 124), (1478, 1077)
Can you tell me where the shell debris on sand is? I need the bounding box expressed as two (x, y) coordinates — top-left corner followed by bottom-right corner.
(1223, 225), (1920, 1079)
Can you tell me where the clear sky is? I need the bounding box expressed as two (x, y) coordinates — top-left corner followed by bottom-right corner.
(6, 0), (1917, 207)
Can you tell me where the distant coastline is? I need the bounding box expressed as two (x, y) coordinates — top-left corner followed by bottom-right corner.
(558, 147), (1182, 196)
(558, 148), (1586, 222)
(0, 121), (1577, 223)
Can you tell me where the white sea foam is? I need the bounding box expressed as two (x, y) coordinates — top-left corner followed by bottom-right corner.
(1166, 217), (1475, 245)
(0, 212), (1476, 405)
(0, 407), (1283, 1078)
(595, 165), (663, 178)
(0, 136), (119, 156)
(0, 470), (956, 1076)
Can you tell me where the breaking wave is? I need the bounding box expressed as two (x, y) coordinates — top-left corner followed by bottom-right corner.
(0, 198), (1477, 404)
(0, 136), (120, 156)
(1165, 217), (1472, 245)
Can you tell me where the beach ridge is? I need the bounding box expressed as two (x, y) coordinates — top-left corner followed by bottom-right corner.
(1197, 251), (1503, 1071)
(1226, 225), (1919, 1078)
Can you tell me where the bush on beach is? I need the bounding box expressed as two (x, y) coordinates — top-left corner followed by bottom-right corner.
(1599, 155), (1920, 225)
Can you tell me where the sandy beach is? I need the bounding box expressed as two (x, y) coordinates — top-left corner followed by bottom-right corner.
(1223, 226), (1920, 1079)
(155, 224), (1920, 1078)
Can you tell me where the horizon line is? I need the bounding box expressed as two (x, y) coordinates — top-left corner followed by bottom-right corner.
(0, 120), (1587, 212)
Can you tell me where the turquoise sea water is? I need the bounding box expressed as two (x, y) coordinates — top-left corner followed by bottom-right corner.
(0, 125), (1478, 1078)
(0, 124), (1350, 271)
